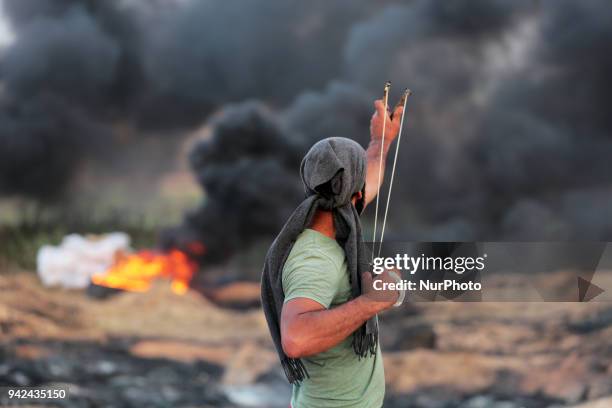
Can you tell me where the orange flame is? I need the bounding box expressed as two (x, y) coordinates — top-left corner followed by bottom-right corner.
(92, 248), (201, 295)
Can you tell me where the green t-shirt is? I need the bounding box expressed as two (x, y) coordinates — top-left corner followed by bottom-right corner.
(282, 229), (385, 408)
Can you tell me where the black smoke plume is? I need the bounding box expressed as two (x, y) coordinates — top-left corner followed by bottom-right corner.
(2, 0), (612, 259)
(283, 81), (373, 148)
(161, 102), (304, 264)
(0, 0), (372, 200)
(339, 0), (612, 240)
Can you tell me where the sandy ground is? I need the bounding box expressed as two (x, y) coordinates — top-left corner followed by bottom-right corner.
(1, 272), (611, 407)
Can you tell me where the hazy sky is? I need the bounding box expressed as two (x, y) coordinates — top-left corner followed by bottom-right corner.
(0, 1), (14, 49)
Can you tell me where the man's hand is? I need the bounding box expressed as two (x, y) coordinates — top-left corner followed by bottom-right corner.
(363, 99), (406, 207)
(361, 269), (401, 311)
(370, 99), (404, 148)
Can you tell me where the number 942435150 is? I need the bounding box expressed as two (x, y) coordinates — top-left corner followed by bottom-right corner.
(5, 387), (68, 400)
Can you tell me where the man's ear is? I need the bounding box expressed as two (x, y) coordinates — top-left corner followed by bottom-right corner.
(354, 189), (365, 214)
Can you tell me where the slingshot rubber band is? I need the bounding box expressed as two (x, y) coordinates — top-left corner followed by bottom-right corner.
(377, 89), (411, 258)
(371, 81), (391, 262)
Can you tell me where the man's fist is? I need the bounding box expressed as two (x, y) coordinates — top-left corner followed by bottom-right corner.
(370, 99), (403, 146)
(361, 269), (401, 311)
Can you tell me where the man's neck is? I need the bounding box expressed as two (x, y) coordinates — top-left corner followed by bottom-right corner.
(309, 209), (335, 239)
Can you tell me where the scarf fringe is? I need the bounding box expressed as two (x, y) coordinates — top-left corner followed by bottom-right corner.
(281, 357), (309, 384)
(352, 328), (378, 358)
(280, 328), (378, 384)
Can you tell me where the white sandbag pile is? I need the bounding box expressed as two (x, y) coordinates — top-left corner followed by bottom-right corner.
(37, 233), (131, 289)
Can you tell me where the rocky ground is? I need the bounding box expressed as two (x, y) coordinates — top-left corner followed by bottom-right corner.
(0, 271), (611, 408)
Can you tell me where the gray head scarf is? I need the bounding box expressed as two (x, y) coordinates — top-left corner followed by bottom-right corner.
(260, 137), (378, 384)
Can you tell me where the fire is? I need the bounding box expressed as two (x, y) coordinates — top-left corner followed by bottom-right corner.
(92, 248), (201, 295)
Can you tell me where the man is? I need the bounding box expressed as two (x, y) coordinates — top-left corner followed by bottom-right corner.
(261, 98), (404, 408)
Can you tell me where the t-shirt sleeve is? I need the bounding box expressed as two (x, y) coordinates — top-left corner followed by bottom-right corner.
(282, 250), (341, 309)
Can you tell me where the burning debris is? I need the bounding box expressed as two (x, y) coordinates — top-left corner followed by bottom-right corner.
(36, 232), (205, 295)
(91, 246), (201, 295)
(37, 232), (130, 289)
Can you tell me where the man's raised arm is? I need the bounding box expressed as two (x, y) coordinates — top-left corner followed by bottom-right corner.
(364, 99), (404, 208)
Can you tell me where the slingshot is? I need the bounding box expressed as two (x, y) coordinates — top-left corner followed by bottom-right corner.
(371, 82), (412, 261)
